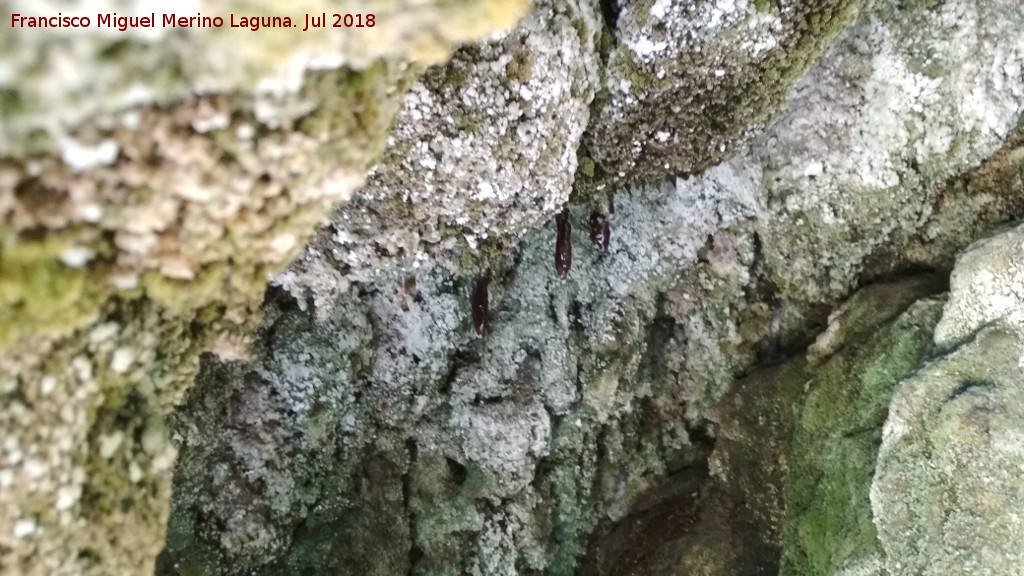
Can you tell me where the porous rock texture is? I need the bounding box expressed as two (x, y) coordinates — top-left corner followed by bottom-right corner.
(274, 0), (604, 302)
(3, 0), (1024, 575)
(872, 222), (1024, 576)
(581, 0), (877, 190)
(0, 1), (530, 575)
(162, 0), (1024, 573)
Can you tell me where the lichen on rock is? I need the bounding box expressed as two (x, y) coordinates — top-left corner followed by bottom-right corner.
(5, 0), (1024, 573)
(580, 0), (877, 191)
(757, 0), (1024, 305)
(0, 0), (531, 157)
(275, 0), (605, 309)
(0, 1), (533, 574)
(872, 222), (1024, 576)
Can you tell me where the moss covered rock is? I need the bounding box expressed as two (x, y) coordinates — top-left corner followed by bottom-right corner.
(580, 0), (877, 191)
(757, 0), (1024, 305)
(0, 0), (530, 157)
(872, 326), (1024, 576)
(780, 282), (944, 575)
(275, 0), (604, 301)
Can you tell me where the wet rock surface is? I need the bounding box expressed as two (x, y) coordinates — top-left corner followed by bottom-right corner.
(574, 277), (943, 576)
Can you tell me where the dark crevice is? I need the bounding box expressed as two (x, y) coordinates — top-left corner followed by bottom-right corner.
(946, 379), (995, 403)
(263, 282), (303, 315)
(445, 457), (468, 486)
(636, 294), (677, 387)
(569, 300), (586, 335)
(472, 392), (505, 406)
(598, 0), (621, 33)
(402, 439), (422, 576)
(438, 349), (480, 395)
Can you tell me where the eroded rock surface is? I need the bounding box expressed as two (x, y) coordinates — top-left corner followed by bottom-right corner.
(0, 1), (531, 575)
(161, 0), (1024, 573)
(275, 0), (605, 306)
(873, 223), (1024, 576)
(3, 0), (1024, 574)
(582, 0), (877, 189)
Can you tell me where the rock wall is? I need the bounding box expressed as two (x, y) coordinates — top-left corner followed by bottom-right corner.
(0, 1), (530, 575)
(161, 0), (1024, 573)
(873, 222), (1024, 576)
(2, 0), (1024, 575)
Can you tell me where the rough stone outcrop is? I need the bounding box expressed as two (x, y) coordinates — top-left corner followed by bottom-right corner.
(873, 222), (1024, 576)
(0, 1), (531, 575)
(757, 0), (1024, 304)
(3, 0), (1024, 573)
(275, 0), (604, 304)
(162, 0), (1024, 572)
(581, 0), (877, 190)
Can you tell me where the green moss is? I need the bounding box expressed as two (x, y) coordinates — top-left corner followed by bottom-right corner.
(272, 455), (411, 576)
(754, 0), (773, 12)
(584, 0), (871, 191)
(505, 48), (534, 84)
(445, 65), (470, 89)
(142, 264), (225, 315)
(0, 236), (108, 345)
(98, 39), (137, 60)
(0, 88), (22, 117)
(570, 17), (588, 46)
(300, 61), (417, 171)
(545, 416), (598, 576)
(458, 249), (475, 273)
(406, 452), (483, 573)
(780, 293), (944, 575)
(579, 156), (595, 179)
(453, 109), (479, 134)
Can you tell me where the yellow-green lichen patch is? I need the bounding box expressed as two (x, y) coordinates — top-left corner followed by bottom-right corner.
(0, 287), (218, 576)
(0, 236), (108, 345)
(3, 0), (533, 158)
(505, 47), (535, 84)
(142, 265), (225, 315)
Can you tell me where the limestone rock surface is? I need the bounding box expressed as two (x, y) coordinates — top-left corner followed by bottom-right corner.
(3, 0), (1024, 574)
(873, 222), (1024, 576)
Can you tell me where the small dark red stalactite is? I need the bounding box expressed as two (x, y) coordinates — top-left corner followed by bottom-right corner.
(471, 273), (491, 337)
(555, 207), (572, 277)
(589, 211), (610, 252)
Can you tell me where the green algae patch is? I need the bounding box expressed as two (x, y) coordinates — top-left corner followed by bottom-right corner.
(780, 286), (945, 575)
(300, 61), (420, 171)
(706, 277), (944, 576)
